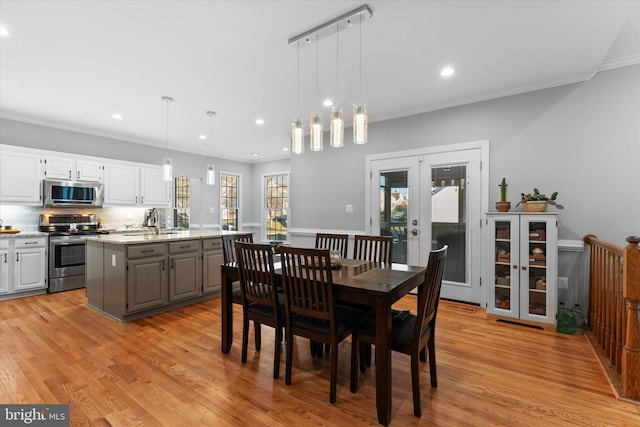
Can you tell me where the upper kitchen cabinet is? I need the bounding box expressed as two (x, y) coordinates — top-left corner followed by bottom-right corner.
(44, 155), (102, 182)
(103, 162), (169, 207)
(0, 149), (43, 204)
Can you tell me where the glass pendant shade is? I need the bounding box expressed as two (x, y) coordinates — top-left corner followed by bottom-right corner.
(163, 157), (172, 181)
(309, 112), (323, 151)
(291, 119), (304, 154)
(353, 102), (368, 144)
(206, 163), (215, 185)
(330, 106), (344, 148)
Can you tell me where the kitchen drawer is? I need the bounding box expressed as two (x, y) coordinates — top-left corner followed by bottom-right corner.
(169, 240), (200, 254)
(202, 238), (222, 251)
(14, 237), (47, 248)
(128, 243), (166, 258)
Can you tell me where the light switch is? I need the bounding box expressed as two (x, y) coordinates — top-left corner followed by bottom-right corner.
(346, 204), (353, 213)
(112, 254), (116, 267)
(209, 207), (215, 213)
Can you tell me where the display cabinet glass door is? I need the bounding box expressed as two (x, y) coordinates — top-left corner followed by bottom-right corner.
(520, 216), (556, 323)
(490, 216), (519, 318)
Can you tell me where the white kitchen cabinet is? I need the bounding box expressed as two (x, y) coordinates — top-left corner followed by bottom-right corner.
(0, 150), (42, 204)
(103, 163), (168, 207)
(486, 213), (558, 328)
(44, 155), (102, 182)
(0, 236), (48, 300)
(140, 167), (169, 206)
(0, 244), (9, 294)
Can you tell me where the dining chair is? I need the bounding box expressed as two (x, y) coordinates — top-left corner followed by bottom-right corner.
(235, 241), (285, 379)
(279, 246), (368, 404)
(315, 233), (349, 259)
(222, 233), (260, 347)
(353, 234), (393, 263)
(349, 245), (448, 417)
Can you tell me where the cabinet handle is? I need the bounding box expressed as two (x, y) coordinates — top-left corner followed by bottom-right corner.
(521, 266), (527, 271)
(171, 259), (175, 269)
(69, 170), (72, 179)
(3, 253), (6, 262)
(141, 196), (144, 203)
(24, 241), (39, 245)
(136, 196), (138, 203)
(77, 171), (80, 180)
(512, 265), (518, 269)
(16, 253), (19, 262)
(141, 249), (154, 253)
(180, 245), (190, 249)
(162, 260), (165, 270)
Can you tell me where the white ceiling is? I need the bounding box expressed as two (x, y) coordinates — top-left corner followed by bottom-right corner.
(1, 1), (638, 162)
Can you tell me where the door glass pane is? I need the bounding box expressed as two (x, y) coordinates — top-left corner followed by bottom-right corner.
(494, 221), (512, 310)
(431, 165), (466, 283)
(379, 171), (407, 263)
(528, 221), (548, 316)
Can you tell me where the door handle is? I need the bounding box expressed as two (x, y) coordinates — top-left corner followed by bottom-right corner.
(410, 228), (418, 236)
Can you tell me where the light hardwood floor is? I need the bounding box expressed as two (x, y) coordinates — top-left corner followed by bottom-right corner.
(1, 290), (639, 426)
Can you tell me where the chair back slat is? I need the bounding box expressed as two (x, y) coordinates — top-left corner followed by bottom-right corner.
(414, 246), (448, 345)
(315, 233), (349, 259)
(280, 247), (334, 323)
(353, 235), (393, 263)
(235, 242), (278, 308)
(222, 233), (254, 263)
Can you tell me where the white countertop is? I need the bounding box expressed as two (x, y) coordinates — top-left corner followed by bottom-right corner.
(0, 231), (48, 239)
(86, 230), (244, 245)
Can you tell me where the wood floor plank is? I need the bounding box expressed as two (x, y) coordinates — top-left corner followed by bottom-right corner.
(1, 290), (639, 426)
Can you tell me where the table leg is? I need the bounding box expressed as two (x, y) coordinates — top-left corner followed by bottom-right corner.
(375, 299), (392, 425)
(221, 267), (233, 353)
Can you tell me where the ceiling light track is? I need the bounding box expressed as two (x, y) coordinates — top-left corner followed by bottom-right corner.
(287, 4), (372, 46)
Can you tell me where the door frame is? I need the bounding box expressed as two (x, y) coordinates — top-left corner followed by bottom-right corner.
(365, 140), (490, 305)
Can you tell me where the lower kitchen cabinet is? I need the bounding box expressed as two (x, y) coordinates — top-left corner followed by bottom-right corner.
(127, 255), (168, 313)
(168, 240), (202, 302)
(202, 238), (223, 294)
(86, 235), (222, 321)
(0, 236), (48, 300)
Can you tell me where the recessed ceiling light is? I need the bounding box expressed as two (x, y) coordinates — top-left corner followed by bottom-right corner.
(199, 134), (207, 140)
(112, 113), (123, 120)
(251, 152), (259, 157)
(440, 66), (455, 77)
(323, 99), (334, 107)
(255, 118), (265, 125)
(282, 147), (289, 152)
(0, 26), (9, 37)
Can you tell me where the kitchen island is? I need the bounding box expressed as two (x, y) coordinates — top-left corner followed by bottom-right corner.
(86, 230), (245, 322)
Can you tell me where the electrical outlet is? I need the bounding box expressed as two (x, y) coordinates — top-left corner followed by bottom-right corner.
(209, 207), (215, 213)
(346, 204), (353, 213)
(558, 276), (569, 289)
(111, 254), (116, 267)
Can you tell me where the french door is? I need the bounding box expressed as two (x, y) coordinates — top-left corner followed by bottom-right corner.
(368, 143), (486, 304)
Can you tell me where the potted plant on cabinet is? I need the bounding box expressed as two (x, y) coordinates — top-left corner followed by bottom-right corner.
(495, 177), (511, 212)
(516, 188), (564, 212)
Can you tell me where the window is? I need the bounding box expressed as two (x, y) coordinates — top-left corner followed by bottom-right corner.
(174, 176), (190, 229)
(264, 173), (288, 242)
(220, 173), (239, 231)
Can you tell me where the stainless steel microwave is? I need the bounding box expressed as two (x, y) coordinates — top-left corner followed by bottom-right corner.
(43, 179), (104, 207)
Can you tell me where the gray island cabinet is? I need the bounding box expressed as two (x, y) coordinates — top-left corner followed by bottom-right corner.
(86, 231), (233, 322)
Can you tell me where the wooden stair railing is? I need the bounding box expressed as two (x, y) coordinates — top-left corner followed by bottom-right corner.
(584, 234), (640, 401)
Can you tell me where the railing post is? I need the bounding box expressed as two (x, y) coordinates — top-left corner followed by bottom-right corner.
(622, 235), (640, 400)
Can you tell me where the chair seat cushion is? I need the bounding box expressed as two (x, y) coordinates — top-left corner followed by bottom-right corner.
(353, 310), (432, 349)
(291, 305), (368, 336)
(247, 293), (285, 318)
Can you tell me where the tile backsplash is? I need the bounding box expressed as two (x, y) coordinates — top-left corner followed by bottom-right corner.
(0, 205), (167, 231)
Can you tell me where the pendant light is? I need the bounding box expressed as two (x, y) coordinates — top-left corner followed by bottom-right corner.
(309, 33), (323, 151)
(291, 41), (304, 154)
(353, 12), (368, 144)
(205, 110), (216, 186)
(330, 22), (344, 148)
(161, 96), (173, 181)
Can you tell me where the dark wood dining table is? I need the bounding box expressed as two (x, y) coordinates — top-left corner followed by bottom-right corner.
(220, 257), (426, 425)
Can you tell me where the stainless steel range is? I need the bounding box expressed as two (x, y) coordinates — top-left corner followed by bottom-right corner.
(39, 214), (109, 293)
